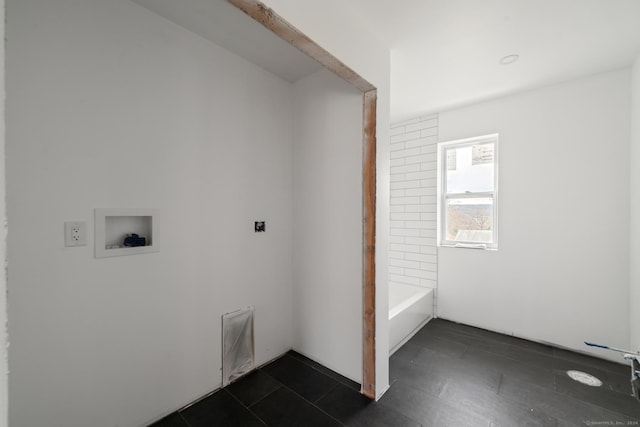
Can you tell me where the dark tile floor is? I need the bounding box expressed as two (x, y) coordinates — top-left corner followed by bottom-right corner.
(150, 319), (640, 426)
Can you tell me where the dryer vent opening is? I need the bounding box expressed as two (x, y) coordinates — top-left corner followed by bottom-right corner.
(222, 306), (255, 387)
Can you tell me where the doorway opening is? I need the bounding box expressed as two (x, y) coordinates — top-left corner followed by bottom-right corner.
(228, 0), (378, 398)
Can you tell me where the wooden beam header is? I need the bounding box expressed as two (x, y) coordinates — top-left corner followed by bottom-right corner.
(228, 0), (376, 93)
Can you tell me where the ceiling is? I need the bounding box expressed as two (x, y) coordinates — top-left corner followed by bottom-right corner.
(132, 0), (640, 123)
(131, 0), (322, 82)
(343, 0), (640, 122)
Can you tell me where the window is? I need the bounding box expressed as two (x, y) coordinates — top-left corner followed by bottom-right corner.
(438, 134), (498, 249)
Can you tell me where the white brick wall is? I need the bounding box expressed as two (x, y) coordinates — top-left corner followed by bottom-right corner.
(389, 114), (438, 298)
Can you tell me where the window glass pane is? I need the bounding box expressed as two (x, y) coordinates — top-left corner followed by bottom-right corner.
(446, 143), (494, 193)
(446, 198), (493, 243)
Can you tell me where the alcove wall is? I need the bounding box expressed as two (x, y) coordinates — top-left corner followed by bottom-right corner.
(7, 1), (293, 425)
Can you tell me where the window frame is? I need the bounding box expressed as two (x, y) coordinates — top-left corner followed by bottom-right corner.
(438, 134), (499, 250)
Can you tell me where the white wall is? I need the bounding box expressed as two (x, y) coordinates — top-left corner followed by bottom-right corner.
(438, 69), (631, 361)
(631, 56), (640, 353)
(0, 0), (7, 424)
(262, 0), (392, 398)
(7, 1), (294, 426)
(292, 69), (363, 382)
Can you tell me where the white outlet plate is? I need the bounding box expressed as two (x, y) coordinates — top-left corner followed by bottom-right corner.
(65, 221), (87, 247)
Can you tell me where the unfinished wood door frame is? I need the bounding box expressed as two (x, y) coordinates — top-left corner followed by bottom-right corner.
(361, 90), (377, 399)
(228, 0), (378, 399)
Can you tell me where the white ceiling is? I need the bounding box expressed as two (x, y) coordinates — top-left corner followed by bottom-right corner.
(132, 0), (640, 123)
(343, 0), (640, 122)
(131, 0), (322, 82)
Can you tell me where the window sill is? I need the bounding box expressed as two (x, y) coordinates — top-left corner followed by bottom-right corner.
(440, 243), (497, 251)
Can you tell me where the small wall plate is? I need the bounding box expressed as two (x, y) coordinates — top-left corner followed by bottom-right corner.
(64, 221), (87, 247)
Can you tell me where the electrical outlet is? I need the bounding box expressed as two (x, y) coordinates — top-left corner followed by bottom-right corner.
(65, 221), (87, 247)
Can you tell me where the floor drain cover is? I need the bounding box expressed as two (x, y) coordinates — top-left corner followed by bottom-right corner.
(566, 370), (602, 387)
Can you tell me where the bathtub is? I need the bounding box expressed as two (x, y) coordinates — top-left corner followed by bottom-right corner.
(389, 283), (434, 355)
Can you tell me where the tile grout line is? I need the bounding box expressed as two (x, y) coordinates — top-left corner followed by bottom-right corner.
(224, 387), (270, 426)
(279, 383), (348, 426)
(237, 369), (283, 409)
(286, 352), (361, 391)
(255, 369), (349, 426)
(313, 381), (340, 405)
(177, 411), (193, 427)
(311, 382), (352, 426)
(376, 381), (432, 427)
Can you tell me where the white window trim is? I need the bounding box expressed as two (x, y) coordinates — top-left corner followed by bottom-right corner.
(437, 133), (499, 250)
